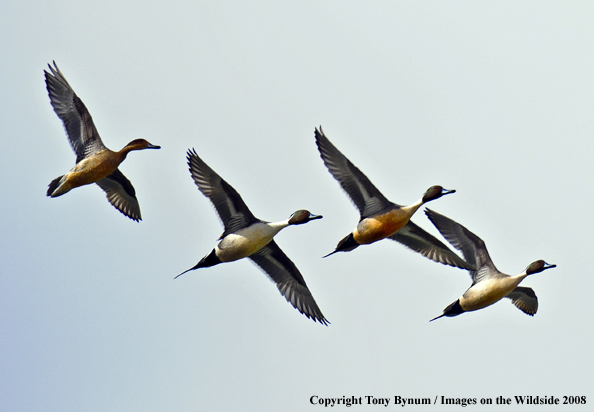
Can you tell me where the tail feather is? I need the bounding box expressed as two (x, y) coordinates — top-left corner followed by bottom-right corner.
(47, 175), (65, 197)
(323, 233), (359, 257)
(175, 249), (221, 279)
(430, 299), (464, 322)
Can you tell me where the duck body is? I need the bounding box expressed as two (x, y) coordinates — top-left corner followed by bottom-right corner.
(47, 140), (159, 199)
(315, 127), (473, 270)
(459, 274), (527, 312)
(177, 148), (328, 325)
(215, 221), (290, 262)
(353, 203), (421, 245)
(48, 149), (123, 197)
(426, 208), (556, 320)
(45, 61), (160, 221)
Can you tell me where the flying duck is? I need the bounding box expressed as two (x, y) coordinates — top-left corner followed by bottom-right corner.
(177, 148), (328, 325)
(45, 61), (160, 221)
(315, 127), (473, 270)
(426, 208), (556, 320)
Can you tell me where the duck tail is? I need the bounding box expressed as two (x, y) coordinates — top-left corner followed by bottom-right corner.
(429, 299), (464, 322)
(47, 175), (66, 197)
(175, 249), (221, 279)
(429, 313), (447, 322)
(323, 233), (359, 258)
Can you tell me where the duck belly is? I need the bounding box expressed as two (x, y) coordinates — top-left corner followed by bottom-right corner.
(353, 209), (409, 245)
(62, 152), (120, 190)
(215, 223), (278, 262)
(460, 278), (520, 312)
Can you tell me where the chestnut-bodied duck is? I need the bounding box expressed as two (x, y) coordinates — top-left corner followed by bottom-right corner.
(315, 127), (473, 270)
(45, 61), (160, 221)
(177, 149), (328, 325)
(426, 208), (556, 320)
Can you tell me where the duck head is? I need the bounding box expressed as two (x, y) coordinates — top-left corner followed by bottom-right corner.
(526, 260), (557, 275)
(288, 210), (323, 225)
(124, 139), (161, 151)
(422, 185), (456, 203)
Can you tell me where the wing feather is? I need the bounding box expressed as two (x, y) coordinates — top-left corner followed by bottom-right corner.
(315, 127), (393, 219)
(506, 286), (538, 316)
(44, 61), (106, 162)
(389, 221), (475, 270)
(187, 149), (258, 236)
(249, 241), (329, 325)
(96, 169), (141, 221)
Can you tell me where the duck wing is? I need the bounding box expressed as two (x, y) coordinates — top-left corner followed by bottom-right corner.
(315, 127), (393, 219)
(44, 61), (107, 162)
(187, 149), (258, 237)
(249, 241), (329, 325)
(425, 208), (498, 283)
(389, 221), (475, 270)
(506, 286), (538, 316)
(96, 169), (141, 221)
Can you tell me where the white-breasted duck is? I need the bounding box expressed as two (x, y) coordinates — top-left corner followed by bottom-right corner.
(177, 148), (328, 325)
(426, 208), (556, 320)
(45, 61), (160, 221)
(315, 127), (473, 270)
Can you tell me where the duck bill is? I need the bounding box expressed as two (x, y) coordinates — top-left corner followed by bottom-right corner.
(309, 214), (323, 220)
(442, 188), (456, 195)
(544, 262), (557, 270)
(146, 143), (161, 149)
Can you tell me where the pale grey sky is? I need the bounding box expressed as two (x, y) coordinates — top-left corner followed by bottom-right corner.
(1, 1), (593, 411)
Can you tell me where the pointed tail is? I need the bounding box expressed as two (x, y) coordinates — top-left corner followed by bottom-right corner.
(47, 175), (65, 197)
(175, 249), (221, 279)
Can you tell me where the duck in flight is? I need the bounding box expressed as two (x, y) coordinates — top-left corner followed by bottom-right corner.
(45, 61), (160, 221)
(177, 148), (328, 325)
(314, 127), (473, 270)
(426, 208), (556, 320)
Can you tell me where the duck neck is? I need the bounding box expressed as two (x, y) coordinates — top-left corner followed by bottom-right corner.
(510, 271), (529, 285)
(117, 143), (144, 162)
(266, 220), (291, 235)
(401, 198), (424, 216)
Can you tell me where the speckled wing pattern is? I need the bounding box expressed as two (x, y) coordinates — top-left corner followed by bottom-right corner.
(187, 149), (258, 237)
(315, 127), (392, 219)
(96, 169), (142, 221)
(44, 61), (106, 163)
(249, 241), (329, 325)
(425, 208), (496, 283)
(389, 221), (476, 270)
(506, 286), (538, 316)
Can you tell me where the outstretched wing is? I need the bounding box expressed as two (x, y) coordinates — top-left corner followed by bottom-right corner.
(187, 149), (258, 236)
(96, 169), (141, 221)
(425, 208), (498, 283)
(249, 241), (329, 325)
(44, 61), (106, 162)
(389, 221), (475, 270)
(506, 286), (538, 316)
(315, 127), (393, 219)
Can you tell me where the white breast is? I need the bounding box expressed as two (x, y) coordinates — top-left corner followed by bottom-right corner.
(461, 276), (524, 312)
(215, 222), (285, 262)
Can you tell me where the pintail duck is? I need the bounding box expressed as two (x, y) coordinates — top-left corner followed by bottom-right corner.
(44, 61), (160, 221)
(426, 209), (556, 320)
(315, 127), (473, 270)
(177, 149), (328, 325)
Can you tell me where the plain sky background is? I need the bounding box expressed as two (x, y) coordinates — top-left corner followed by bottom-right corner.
(1, 1), (592, 411)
